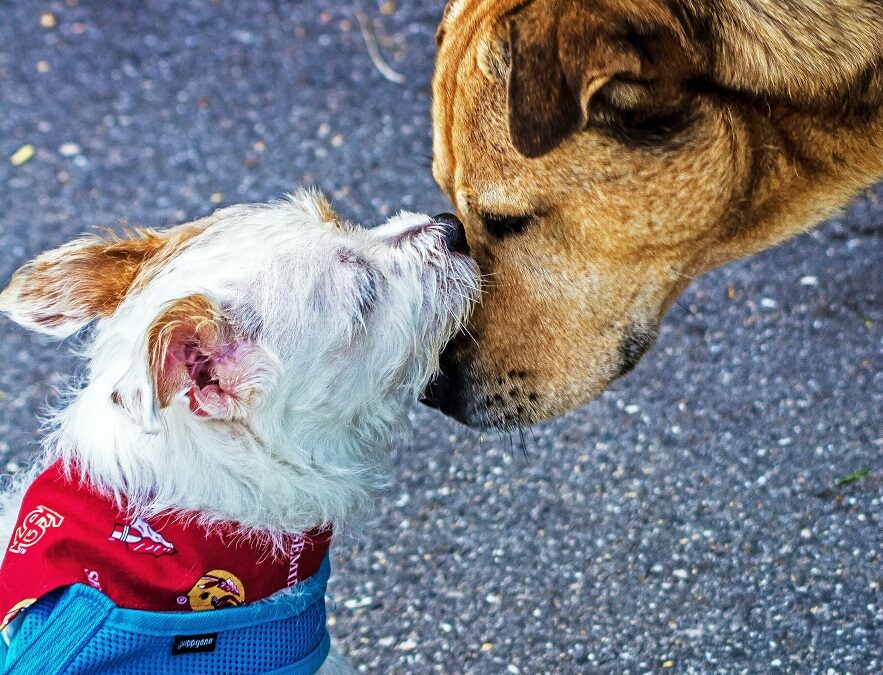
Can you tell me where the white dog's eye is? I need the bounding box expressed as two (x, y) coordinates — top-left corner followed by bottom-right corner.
(337, 250), (381, 320)
(336, 250), (367, 266)
(355, 272), (379, 319)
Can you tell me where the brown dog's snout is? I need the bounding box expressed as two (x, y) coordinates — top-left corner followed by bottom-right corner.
(432, 213), (469, 254)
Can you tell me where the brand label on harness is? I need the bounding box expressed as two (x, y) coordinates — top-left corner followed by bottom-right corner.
(172, 633), (217, 655)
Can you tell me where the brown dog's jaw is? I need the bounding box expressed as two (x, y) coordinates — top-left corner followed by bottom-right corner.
(615, 323), (658, 379)
(423, 343), (548, 429)
(427, 369), (596, 432)
(432, 0), (883, 427)
(426, 317), (661, 430)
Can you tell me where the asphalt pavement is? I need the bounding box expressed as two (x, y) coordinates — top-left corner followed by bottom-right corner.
(0, 2), (880, 673)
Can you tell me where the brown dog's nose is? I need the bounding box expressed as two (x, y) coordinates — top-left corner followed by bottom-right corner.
(433, 213), (469, 254)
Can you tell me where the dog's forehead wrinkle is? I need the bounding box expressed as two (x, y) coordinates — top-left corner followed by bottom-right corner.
(475, 186), (535, 215)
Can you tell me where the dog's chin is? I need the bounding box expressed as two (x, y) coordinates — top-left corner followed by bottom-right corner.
(421, 342), (640, 431)
(420, 373), (539, 431)
(422, 304), (660, 428)
(421, 372), (595, 431)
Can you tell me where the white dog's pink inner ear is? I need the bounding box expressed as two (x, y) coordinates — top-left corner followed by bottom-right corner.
(147, 295), (238, 417)
(147, 295), (275, 420)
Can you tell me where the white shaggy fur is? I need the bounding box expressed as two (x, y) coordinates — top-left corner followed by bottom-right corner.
(0, 190), (479, 670)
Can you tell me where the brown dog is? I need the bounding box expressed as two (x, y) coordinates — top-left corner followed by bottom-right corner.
(427, 0), (883, 429)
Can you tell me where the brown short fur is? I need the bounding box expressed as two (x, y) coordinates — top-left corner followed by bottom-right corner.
(431, 0), (883, 428)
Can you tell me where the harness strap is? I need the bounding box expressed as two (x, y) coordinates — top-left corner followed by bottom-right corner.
(4, 587), (113, 675)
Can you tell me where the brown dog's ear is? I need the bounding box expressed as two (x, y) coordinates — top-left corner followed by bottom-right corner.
(707, 2), (883, 101)
(0, 231), (170, 338)
(507, 0), (647, 157)
(436, 0), (463, 47)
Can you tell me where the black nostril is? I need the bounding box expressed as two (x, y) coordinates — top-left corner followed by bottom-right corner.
(432, 212), (469, 254)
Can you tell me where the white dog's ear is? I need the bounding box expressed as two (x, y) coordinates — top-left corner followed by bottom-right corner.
(134, 294), (278, 421)
(0, 229), (181, 338)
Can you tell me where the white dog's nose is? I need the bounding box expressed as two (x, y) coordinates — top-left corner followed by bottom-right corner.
(432, 213), (469, 254)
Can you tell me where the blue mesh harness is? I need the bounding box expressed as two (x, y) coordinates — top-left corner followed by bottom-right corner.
(0, 553), (330, 674)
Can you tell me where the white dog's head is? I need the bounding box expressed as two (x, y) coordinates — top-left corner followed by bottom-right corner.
(0, 190), (479, 537)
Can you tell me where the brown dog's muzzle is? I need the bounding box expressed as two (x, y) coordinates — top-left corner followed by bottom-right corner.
(421, 335), (491, 427)
(422, 320), (659, 429)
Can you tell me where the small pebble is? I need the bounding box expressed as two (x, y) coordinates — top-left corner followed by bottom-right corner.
(10, 144), (35, 166)
(40, 12), (56, 28)
(799, 275), (818, 286)
(397, 639), (416, 652)
(210, 192), (224, 204)
(342, 596), (371, 609)
(572, 643), (588, 663)
(760, 298), (777, 309)
(59, 143), (81, 157)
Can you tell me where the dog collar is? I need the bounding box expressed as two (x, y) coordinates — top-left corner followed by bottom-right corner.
(0, 461), (331, 629)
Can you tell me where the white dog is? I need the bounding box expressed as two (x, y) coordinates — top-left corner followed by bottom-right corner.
(0, 190), (478, 674)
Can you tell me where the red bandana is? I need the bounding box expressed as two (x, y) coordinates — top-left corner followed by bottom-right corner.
(0, 461), (331, 629)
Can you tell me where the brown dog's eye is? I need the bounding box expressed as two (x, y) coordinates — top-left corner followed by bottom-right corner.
(482, 213), (534, 239)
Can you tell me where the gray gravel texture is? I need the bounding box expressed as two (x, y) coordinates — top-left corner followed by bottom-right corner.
(1, 2), (881, 673)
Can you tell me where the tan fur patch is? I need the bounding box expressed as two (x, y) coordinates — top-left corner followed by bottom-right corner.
(0, 221), (207, 336)
(127, 221), (208, 293)
(310, 191), (340, 226)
